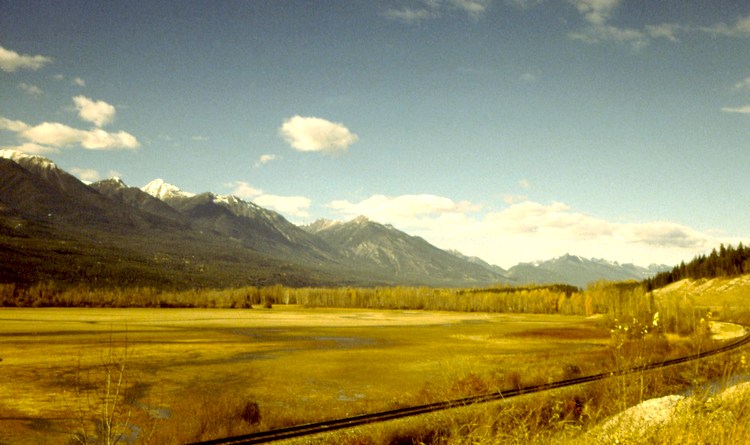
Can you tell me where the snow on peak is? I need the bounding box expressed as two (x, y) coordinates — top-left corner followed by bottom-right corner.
(96, 177), (128, 189)
(556, 253), (583, 262)
(302, 218), (342, 233)
(352, 215), (370, 224)
(313, 218), (340, 228)
(212, 194), (265, 212)
(213, 194), (241, 205)
(141, 178), (194, 200)
(0, 148), (57, 169)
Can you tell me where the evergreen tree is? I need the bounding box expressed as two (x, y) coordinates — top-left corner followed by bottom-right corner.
(646, 243), (750, 290)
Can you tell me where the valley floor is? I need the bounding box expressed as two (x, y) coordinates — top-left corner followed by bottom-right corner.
(0, 306), (610, 444)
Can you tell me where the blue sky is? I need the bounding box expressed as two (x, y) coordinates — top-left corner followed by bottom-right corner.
(2, 0), (750, 268)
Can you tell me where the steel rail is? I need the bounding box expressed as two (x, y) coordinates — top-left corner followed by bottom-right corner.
(189, 331), (750, 445)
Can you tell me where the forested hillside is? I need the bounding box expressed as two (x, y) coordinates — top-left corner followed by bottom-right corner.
(646, 243), (750, 290)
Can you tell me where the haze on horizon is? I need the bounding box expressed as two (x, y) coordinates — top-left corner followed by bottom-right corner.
(2, 0), (750, 269)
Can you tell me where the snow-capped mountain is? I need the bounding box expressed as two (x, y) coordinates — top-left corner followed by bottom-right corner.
(141, 178), (195, 200)
(91, 177), (190, 228)
(302, 218), (342, 233)
(506, 254), (670, 288)
(0, 149), (671, 288)
(138, 180), (336, 262)
(0, 148), (58, 170)
(0, 149), (152, 230)
(305, 216), (504, 285)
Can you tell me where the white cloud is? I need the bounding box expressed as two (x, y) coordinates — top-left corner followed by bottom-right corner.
(0, 45), (52, 72)
(225, 181), (264, 199)
(569, 23), (648, 48)
(0, 117), (31, 133)
(254, 195), (311, 218)
(73, 95), (116, 127)
(504, 0), (542, 9)
(485, 200), (606, 235)
(520, 71), (539, 83)
(701, 14), (750, 37)
(567, 0), (681, 48)
(618, 221), (708, 249)
(478, 202), (711, 250)
(645, 23), (682, 42)
(503, 194), (527, 204)
(569, 0), (619, 26)
(0, 142), (58, 155)
(568, 8), (750, 48)
(733, 76), (750, 92)
(255, 154), (279, 168)
(383, 6), (435, 23)
(328, 193), (481, 228)
(721, 105), (750, 114)
(70, 167), (101, 184)
(51, 74), (85, 86)
(78, 128), (139, 150)
(382, 0), (490, 23)
(0, 116), (140, 150)
(279, 115), (358, 154)
(519, 178), (531, 189)
(225, 180), (311, 218)
(21, 122), (90, 146)
(191, 135), (209, 141)
(18, 82), (43, 96)
(450, 0), (491, 18)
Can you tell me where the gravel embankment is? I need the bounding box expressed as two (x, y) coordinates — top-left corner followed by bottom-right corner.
(587, 381), (750, 443)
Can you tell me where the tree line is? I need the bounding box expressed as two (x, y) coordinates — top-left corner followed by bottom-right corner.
(645, 243), (750, 290)
(0, 280), (705, 335)
(13, 240), (750, 337)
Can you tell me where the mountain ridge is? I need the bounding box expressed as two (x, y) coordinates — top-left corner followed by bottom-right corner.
(303, 216), (503, 285)
(0, 149), (669, 288)
(506, 253), (670, 288)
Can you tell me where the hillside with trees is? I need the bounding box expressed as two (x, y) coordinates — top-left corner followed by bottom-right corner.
(645, 243), (750, 290)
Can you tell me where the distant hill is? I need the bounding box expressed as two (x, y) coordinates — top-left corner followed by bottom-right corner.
(506, 254), (670, 288)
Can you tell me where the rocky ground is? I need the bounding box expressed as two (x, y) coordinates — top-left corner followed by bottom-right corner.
(586, 381), (750, 443)
(585, 321), (749, 443)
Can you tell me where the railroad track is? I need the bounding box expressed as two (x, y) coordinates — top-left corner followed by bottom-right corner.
(190, 331), (750, 445)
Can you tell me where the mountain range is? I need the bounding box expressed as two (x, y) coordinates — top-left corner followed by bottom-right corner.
(0, 149), (669, 289)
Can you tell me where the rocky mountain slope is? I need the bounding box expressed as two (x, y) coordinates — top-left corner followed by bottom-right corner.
(303, 216), (503, 285)
(0, 149), (669, 289)
(0, 150), (505, 287)
(137, 181), (336, 264)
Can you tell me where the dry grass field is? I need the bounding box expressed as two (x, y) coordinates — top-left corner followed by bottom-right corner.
(0, 306), (612, 444)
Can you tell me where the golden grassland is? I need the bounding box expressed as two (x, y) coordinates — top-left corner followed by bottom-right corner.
(655, 274), (750, 312)
(0, 306), (612, 444)
(2, 277), (750, 444)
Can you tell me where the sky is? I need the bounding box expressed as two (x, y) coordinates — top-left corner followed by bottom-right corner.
(2, 0), (750, 269)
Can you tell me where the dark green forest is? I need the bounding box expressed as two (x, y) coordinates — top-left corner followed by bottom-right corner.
(645, 243), (750, 290)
